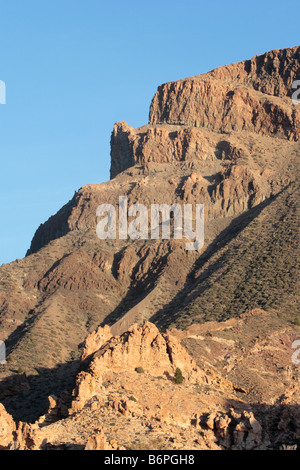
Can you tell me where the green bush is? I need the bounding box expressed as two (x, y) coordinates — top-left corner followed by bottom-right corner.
(135, 367), (145, 374)
(129, 396), (137, 402)
(174, 367), (183, 384)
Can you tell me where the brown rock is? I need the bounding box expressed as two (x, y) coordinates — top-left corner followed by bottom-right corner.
(70, 371), (97, 414)
(85, 429), (124, 450)
(149, 47), (300, 141)
(11, 422), (40, 451)
(0, 404), (16, 449)
(81, 324), (112, 363)
(86, 323), (208, 382)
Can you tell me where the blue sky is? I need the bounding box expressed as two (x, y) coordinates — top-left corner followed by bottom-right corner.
(0, 0), (298, 265)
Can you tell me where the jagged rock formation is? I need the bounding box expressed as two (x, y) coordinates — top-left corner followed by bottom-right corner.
(149, 47), (299, 138)
(70, 322), (214, 413)
(85, 430), (124, 450)
(0, 403), (15, 449)
(198, 409), (267, 450)
(0, 318), (298, 450)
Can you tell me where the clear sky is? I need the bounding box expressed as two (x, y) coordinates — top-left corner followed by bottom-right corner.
(0, 0), (298, 265)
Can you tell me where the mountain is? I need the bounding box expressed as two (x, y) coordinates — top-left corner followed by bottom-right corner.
(0, 46), (299, 449)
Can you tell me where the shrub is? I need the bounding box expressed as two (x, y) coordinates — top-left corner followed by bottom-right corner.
(129, 396), (137, 402)
(135, 367), (145, 374)
(174, 367), (183, 384)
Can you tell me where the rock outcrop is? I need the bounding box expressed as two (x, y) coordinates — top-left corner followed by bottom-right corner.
(80, 324), (112, 363)
(0, 403), (40, 450)
(85, 429), (124, 450)
(149, 47), (300, 140)
(87, 322), (205, 380)
(111, 47), (299, 179)
(198, 409), (267, 450)
(0, 311), (298, 450)
(71, 322), (214, 413)
(0, 403), (16, 449)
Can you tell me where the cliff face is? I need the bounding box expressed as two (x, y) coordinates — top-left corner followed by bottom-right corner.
(25, 47), (299, 257)
(203, 47), (300, 98)
(149, 46), (300, 137)
(111, 46), (299, 179)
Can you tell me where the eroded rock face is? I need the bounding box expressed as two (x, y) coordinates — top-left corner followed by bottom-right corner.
(37, 393), (70, 426)
(80, 324), (112, 363)
(111, 47), (299, 180)
(110, 122), (219, 178)
(199, 409), (267, 450)
(85, 429), (124, 450)
(149, 47), (300, 140)
(10, 422), (40, 451)
(70, 322), (215, 413)
(149, 79), (299, 141)
(0, 403), (40, 450)
(84, 322), (206, 381)
(0, 403), (16, 449)
(208, 47), (300, 98)
(24, 48), (299, 286)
